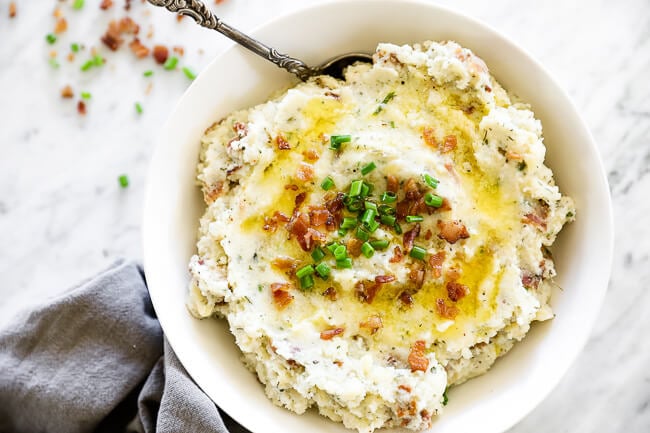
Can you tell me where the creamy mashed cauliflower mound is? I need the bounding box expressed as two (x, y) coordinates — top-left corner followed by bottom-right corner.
(187, 41), (575, 432)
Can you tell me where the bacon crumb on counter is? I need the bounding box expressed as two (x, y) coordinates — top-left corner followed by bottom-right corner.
(9, 1), (16, 18)
(359, 315), (383, 334)
(54, 18), (68, 34)
(276, 135), (291, 150)
(437, 220), (469, 244)
(320, 327), (345, 340)
(53, 8), (62, 18)
(173, 46), (185, 56)
(446, 281), (469, 302)
(102, 22), (122, 51)
(152, 45), (169, 64)
(435, 298), (459, 319)
(100, 0), (114, 10)
(407, 340), (429, 372)
(77, 100), (87, 116)
(61, 85), (74, 99)
(271, 286), (294, 310)
(129, 38), (150, 58)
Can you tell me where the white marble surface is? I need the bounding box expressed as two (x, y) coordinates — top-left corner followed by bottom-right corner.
(1, 0), (648, 431)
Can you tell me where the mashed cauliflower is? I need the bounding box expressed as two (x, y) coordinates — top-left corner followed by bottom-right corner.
(187, 41), (575, 432)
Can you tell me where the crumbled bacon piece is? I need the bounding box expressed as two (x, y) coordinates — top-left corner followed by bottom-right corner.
(403, 178), (420, 200)
(355, 280), (379, 304)
(53, 7), (62, 18)
(445, 267), (461, 281)
(386, 175), (399, 193)
(202, 182), (223, 203)
(152, 45), (169, 64)
(54, 17), (68, 34)
(408, 263), (425, 289)
(129, 38), (150, 58)
(100, 0), (113, 10)
(60, 85), (74, 99)
(274, 211), (290, 222)
(124, 0), (132, 11)
(271, 256), (299, 274)
(9, 1), (16, 18)
(441, 135), (457, 153)
(422, 127), (438, 148)
(521, 272), (541, 290)
(506, 151), (523, 161)
(375, 275), (396, 284)
(272, 287), (293, 309)
(408, 340), (429, 372)
(118, 17), (139, 34)
(389, 246), (403, 263)
(302, 149), (319, 161)
(347, 238), (363, 257)
(437, 220), (469, 244)
(77, 100), (87, 116)
(294, 192), (307, 208)
(444, 163), (460, 183)
(420, 409), (431, 422)
(308, 207), (329, 228)
(523, 213), (547, 230)
(359, 315), (383, 334)
(322, 286), (337, 301)
(320, 327), (344, 340)
(296, 163), (314, 181)
(324, 192), (345, 228)
(287, 212), (312, 251)
(276, 135), (291, 150)
(101, 22), (122, 51)
(270, 282), (291, 291)
(284, 184), (299, 191)
(424, 229), (433, 240)
(398, 384), (412, 393)
(232, 121), (247, 138)
(485, 85), (492, 92)
(435, 298), (459, 319)
(333, 360), (343, 367)
(446, 281), (470, 302)
(173, 46), (185, 56)
(428, 251), (445, 278)
(403, 223), (421, 253)
(399, 291), (414, 306)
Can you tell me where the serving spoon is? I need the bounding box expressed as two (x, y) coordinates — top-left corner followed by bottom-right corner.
(146, 0), (373, 80)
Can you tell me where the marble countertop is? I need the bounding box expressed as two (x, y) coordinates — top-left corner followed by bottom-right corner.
(1, 0), (648, 431)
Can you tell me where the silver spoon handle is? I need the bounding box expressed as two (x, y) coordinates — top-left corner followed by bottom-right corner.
(146, 0), (314, 80)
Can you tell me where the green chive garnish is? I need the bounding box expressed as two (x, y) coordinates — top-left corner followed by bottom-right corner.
(380, 215), (396, 226)
(336, 258), (353, 269)
(326, 242), (340, 254)
(72, 0), (84, 10)
(329, 134), (351, 150)
(300, 274), (315, 290)
(48, 58), (60, 69)
(361, 162), (377, 175)
(80, 60), (93, 71)
(163, 56), (179, 70)
(381, 191), (397, 203)
(360, 182), (371, 198)
(405, 215), (424, 223)
(46, 34), (57, 44)
(315, 262), (331, 279)
(425, 193), (443, 208)
(364, 201), (377, 212)
(320, 176), (335, 191)
(182, 66), (196, 80)
(341, 217), (357, 230)
(143, 70), (154, 77)
(356, 227), (370, 242)
(394, 223), (403, 235)
(370, 239), (390, 250)
(361, 242), (375, 258)
(410, 245), (427, 260)
(80, 91), (91, 100)
(333, 245), (347, 261)
(361, 209), (376, 226)
(349, 180), (363, 197)
(366, 219), (380, 233)
(135, 102), (143, 114)
(71, 43), (80, 52)
(378, 204), (395, 215)
(423, 173), (439, 188)
(296, 265), (315, 279)
(92, 55), (104, 66)
(118, 175), (129, 188)
(337, 228), (348, 237)
(373, 91), (396, 115)
(311, 247), (326, 262)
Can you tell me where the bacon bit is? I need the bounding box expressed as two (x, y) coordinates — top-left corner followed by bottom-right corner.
(100, 0), (113, 10)
(399, 291), (414, 306)
(66, 52), (75, 62)
(152, 45), (169, 64)
(408, 263), (425, 289)
(176, 14), (184, 22)
(305, 227), (326, 244)
(294, 192), (307, 208)
(275, 134), (291, 150)
(77, 100), (87, 116)
(424, 229), (433, 241)
(60, 85), (74, 99)
(485, 85), (492, 92)
(272, 288), (293, 310)
(428, 251), (445, 278)
(49, 50), (57, 59)
(346, 238), (363, 257)
(420, 409), (431, 422)
(262, 216), (277, 232)
(324, 192), (345, 228)
(270, 282), (291, 291)
(437, 220), (470, 244)
(53, 7), (63, 18)
(403, 178), (420, 200)
(441, 135), (457, 153)
(423, 127), (438, 148)
(9, 1), (16, 18)
(324, 91), (340, 100)
(203, 182), (223, 203)
(375, 275), (396, 284)
(506, 151), (523, 161)
(447, 281), (470, 302)
(101, 23), (122, 51)
(129, 38), (150, 58)
(173, 46), (185, 56)
(284, 184), (299, 191)
(320, 327), (345, 340)
(398, 384), (412, 393)
(386, 175), (399, 194)
(118, 17), (139, 34)
(521, 272), (541, 290)
(408, 400), (418, 416)
(215, 0), (226, 3)
(435, 298), (459, 319)
(146, 25), (154, 39)
(274, 211), (290, 222)
(389, 246), (403, 263)
(271, 256), (299, 274)
(403, 223), (421, 253)
(287, 212), (312, 251)
(445, 267), (461, 282)
(302, 149), (320, 162)
(360, 315), (383, 334)
(322, 286), (338, 301)
(296, 163), (314, 182)
(333, 360), (344, 367)
(523, 213), (547, 230)
(355, 280), (380, 304)
(54, 17), (68, 34)
(408, 340), (429, 372)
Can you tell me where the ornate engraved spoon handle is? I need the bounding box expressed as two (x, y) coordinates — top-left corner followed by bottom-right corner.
(146, 0), (315, 81)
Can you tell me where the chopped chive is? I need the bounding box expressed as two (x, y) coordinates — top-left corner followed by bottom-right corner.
(337, 227), (348, 237)
(361, 162), (377, 175)
(373, 91), (396, 115)
(311, 246), (326, 262)
(442, 388), (449, 406)
(315, 262), (331, 279)
(364, 201), (377, 212)
(341, 217), (357, 230)
(390, 121), (396, 128)
(163, 56), (179, 70)
(257, 284), (263, 292)
(182, 66), (197, 80)
(370, 239), (390, 250)
(394, 223), (403, 235)
(80, 91), (91, 100)
(71, 43), (80, 52)
(366, 219), (380, 233)
(333, 245), (347, 261)
(336, 258), (353, 269)
(356, 227), (370, 241)
(329, 134), (351, 150)
(361, 242), (375, 258)
(425, 193), (443, 208)
(135, 102), (143, 114)
(346, 197), (363, 212)
(410, 245), (427, 260)
(381, 191), (397, 203)
(361, 209), (376, 225)
(423, 173), (439, 188)
(46, 33), (57, 44)
(326, 242), (340, 254)
(92, 54), (104, 66)
(378, 204), (395, 216)
(349, 180), (363, 197)
(143, 70), (154, 77)
(320, 176), (335, 191)
(48, 58), (60, 69)
(300, 274), (315, 290)
(118, 174), (129, 188)
(72, 0), (85, 10)
(80, 60), (94, 71)
(405, 215), (424, 223)
(380, 215), (396, 226)
(360, 182), (371, 198)
(296, 265), (315, 279)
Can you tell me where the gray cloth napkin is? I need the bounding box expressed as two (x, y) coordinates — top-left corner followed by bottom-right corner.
(0, 260), (250, 433)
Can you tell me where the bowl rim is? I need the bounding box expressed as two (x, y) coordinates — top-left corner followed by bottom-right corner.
(143, 1), (614, 432)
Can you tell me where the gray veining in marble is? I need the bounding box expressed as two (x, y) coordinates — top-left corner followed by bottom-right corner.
(1, 0), (648, 431)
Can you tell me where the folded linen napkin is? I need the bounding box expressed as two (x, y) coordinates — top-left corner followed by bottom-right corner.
(0, 260), (250, 433)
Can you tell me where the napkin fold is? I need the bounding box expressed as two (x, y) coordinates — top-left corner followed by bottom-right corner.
(0, 260), (249, 433)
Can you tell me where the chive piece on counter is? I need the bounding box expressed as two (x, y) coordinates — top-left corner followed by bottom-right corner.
(423, 173), (439, 188)
(380, 215), (396, 226)
(381, 191), (397, 203)
(300, 274), (314, 290)
(320, 176), (335, 191)
(46, 33), (57, 44)
(329, 134), (351, 150)
(71, 43), (80, 52)
(349, 180), (363, 197)
(163, 56), (179, 70)
(296, 265), (315, 279)
(118, 175), (129, 188)
(370, 239), (390, 250)
(333, 245), (347, 261)
(356, 227), (370, 242)
(72, 0), (84, 10)
(366, 219), (380, 233)
(405, 215), (424, 223)
(311, 246), (326, 262)
(135, 102), (143, 114)
(336, 257), (353, 269)
(425, 193), (443, 208)
(361, 162), (377, 175)
(315, 262), (330, 279)
(80, 60), (93, 71)
(80, 91), (91, 100)
(410, 245), (427, 260)
(48, 58), (60, 69)
(143, 70), (154, 77)
(364, 201), (377, 212)
(361, 242), (375, 258)
(92, 54), (104, 67)
(341, 217), (357, 230)
(182, 66), (196, 80)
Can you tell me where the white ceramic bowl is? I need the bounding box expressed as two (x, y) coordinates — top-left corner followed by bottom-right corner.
(143, 1), (614, 432)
